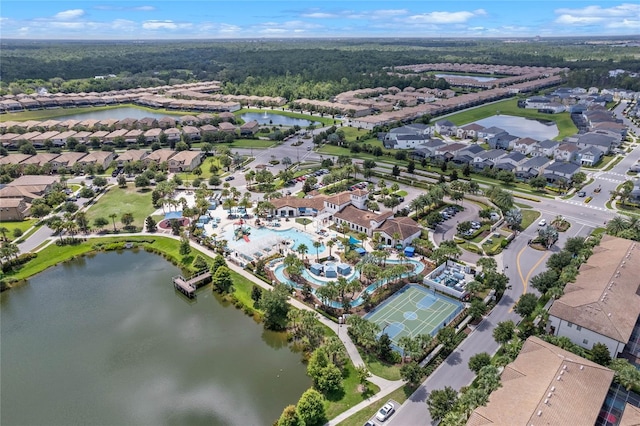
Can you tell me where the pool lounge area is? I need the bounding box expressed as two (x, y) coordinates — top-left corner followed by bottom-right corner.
(423, 260), (474, 299)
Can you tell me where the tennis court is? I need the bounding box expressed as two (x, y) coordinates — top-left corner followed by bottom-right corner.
(364, 284), (464, 352)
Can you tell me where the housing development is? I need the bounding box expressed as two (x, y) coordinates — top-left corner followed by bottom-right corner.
(1, 31), (640, 426)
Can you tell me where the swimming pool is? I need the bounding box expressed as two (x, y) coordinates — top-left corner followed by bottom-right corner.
(222, 225), (326, 255)
(273, 258), (426, 308)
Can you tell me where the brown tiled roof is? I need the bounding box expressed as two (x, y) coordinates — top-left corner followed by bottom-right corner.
(325, 191), (352, 206)
(0, 154), (33, 165)
(377, 216), (421, 240)
(270, 195), (326, 211)
(517, 137), (539, 145)
(467, 336), (614, 426)
(351, 189), (368, 197)
(6, 175), (59, 186)
(145, 149), (176, 163)
(334, 205), (392, 229)
(619, 403), (640, 426)
(117, 149), (148, 162)
(548, 235), (640, 343)
(19, 153), (60, 166)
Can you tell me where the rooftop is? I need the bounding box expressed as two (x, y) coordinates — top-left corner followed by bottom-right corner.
(467, 336), (614, 426)
(549, 235), (640, 344)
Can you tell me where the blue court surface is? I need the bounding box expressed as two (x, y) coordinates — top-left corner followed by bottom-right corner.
(364, 284), (464, 352)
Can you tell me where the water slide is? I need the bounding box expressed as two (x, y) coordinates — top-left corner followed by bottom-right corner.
(243, 235), (250, 242)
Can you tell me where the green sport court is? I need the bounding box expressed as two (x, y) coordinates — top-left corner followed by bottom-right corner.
(364, 284), (464, 353)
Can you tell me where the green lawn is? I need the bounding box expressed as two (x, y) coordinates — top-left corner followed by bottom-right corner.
(359, 351), (402, 381)
(176, 156), (223, 180)
(0, 219), (38, 241)
(325, 361), (380, 420)
(521, 209), (541, 229)
(227, 139), (276, 149)
(85, 184), (155, 231)
(338, 384), (418, 426)
(443, 98), (578, 140)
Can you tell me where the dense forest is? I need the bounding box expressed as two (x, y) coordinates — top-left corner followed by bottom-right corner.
(2, 38), (639, 98)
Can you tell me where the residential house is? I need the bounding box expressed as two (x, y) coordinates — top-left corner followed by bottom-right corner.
(137, 117), (158, 129)
(168, 150), (204, 172)
(115, 117), (138, 130)
(144, 128), (163, 144)
(158, 116), (177, 129)
(575, 132), (617, 154)
(513, 137), (539, 155)
(0, 153), (33, 165)
(200, 124), (218, 137)
(472, 149), (507, 170)
(578, 146), (604, 166)
(456, 123), (485, 140)
(116, 149), (148, 167)
(531, 139), (559, 158)
(548, 235), (640, 356)
(73, 131), (92, 144)
(30, 131), (61, 148)
(77, 151), (116, 170)
(239, 120), (260, 136)
(124, 129), (143, 144)
(163, 128), (182, 143)
(143, 149), (176, 167)
(477, 126), (506, 142)
(385, 133), (430, 150)
(217, 122), (237, 133)
(434, 120), (456, 136)
(20, 153), (60, 167)
(411, 139), (447, 159)
(543, 161), (581, 183)
(50, 130), (78, 146)
(516, 156), (550, 180)
(103, 129), (128, 144)
(0, 198), (30, 221)
(488, 131), (518, 150)
(452, 144), (484, 165)
(179, 115), (199, 126)
(467, 336), (614, 426)
(49, 152), (88, 172)
(433, 142), (468, 163)
(181, 126), (201, 141)
(495, 151), (527, 171)
(554, 143), (580, 163)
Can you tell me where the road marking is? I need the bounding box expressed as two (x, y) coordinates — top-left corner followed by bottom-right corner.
(511, 245), (548, 313)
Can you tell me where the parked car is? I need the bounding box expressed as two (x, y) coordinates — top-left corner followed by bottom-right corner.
(538, 219), (547, 226)
(375, 402), (395, 422)
(224, 176), (235, 181)
(577, 191), (586, 197)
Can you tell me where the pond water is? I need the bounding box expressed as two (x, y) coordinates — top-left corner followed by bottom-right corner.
(240, 112), (317, 127)
(0, 250), (310, 426)
(47, 106), (175, 121)
(474, 115), (559, 140)
(434, 73), (497, 82)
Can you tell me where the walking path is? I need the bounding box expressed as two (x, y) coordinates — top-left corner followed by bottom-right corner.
(22, 229), (404, 425)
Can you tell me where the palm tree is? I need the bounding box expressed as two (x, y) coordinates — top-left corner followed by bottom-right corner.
(0, 227), (9, 242)
(312, 241), (322, 262)
(296, 243), (308, 260)
(109, 213), (118, 232)
(326, 239), (335, 259)
(606, 216), (628, 235)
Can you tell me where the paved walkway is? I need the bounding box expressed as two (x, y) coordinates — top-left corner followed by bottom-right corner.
(23, 229), (405, 424)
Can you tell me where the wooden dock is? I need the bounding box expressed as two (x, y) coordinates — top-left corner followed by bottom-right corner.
(172, 269), (212, 298)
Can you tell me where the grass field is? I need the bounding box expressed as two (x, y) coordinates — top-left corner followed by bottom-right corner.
(85, 184), (155, 231)
(0, 219), (38, 241)
(443, 98), (578, 140)
(521, 209), (541, 229)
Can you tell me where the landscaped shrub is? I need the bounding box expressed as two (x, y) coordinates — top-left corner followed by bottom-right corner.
(1, 252), (37, 272)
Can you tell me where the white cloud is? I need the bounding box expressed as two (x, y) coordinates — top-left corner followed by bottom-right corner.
(53, 9), (85, 20)
(554, 3), (640, 25)
(142, 20), (178, 30)
(407, 10), (479, 24)
(302, 12), (337, 19)
(133, 6), (155, 11)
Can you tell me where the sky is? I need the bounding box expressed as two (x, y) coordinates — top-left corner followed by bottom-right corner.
(1, 1), (639, 40)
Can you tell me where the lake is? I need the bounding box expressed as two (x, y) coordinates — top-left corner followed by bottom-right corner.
(474, 115), (559, 140)
(49, 106), (176, 121)
(240, 112), (317, 127)
(0, 250), (310, 426)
